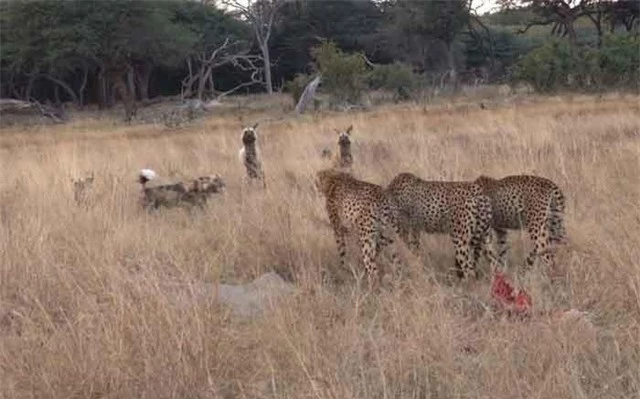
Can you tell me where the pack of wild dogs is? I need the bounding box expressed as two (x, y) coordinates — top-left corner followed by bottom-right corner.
(71, 122), (567, 285)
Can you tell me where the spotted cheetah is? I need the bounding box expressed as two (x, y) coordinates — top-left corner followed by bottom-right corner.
(315, 169), (401, 284)
(474, 174), (566, 272)
(238, 123), (266, 188)
(386, 172), (494, 279)
(333, 125), (353, 170)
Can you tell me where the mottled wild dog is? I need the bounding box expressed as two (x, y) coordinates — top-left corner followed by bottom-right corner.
(71, 172), (95, 207)
(238, 122), (266, 188)
(333, 125), (353, 170)
(138, 169), (225, 211)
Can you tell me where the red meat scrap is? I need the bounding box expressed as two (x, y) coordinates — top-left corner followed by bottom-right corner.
(490, 270), (532, 318)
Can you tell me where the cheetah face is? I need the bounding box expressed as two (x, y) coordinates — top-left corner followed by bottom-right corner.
(314, 169), (336, 195)
(242, 123), (259, 145)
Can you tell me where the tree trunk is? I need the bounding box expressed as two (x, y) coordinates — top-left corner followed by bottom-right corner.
(446, 42), (459, 92)
(196, 66), (212, 101)
(97, 68), (108, 109)
(565, 22), (578, 49)
(135, 64), (152, 101)
(24, 68), (39, 101)
(260, 43), (273, 95)
(79, 63), (89, 108)
(54, 85), (61, 105)
(126, 66), (136, 101)
(113, 74), (136, 122)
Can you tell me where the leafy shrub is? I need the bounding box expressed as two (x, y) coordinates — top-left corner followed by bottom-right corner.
(367, 62), (419, 101)
(513, 40), (579, 92)
(310, 41), (367, 104)
(514, 36), (640, 92)
(598, 35), (640, 88)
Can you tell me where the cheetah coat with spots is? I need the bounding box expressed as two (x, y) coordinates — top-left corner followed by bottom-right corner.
(386, 172), (494, 279)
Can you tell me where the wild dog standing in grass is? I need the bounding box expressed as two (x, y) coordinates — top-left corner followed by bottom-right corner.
(474, 174), (567, 276)
(238, 123), (266, 188)
(332, 125), (353, 171)
(138, 169), (225, 211)
(71, 172), (95, 208)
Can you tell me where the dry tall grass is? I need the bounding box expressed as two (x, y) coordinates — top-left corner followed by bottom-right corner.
(1, 93), (639, 398)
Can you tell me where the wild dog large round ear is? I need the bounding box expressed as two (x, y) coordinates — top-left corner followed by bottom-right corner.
(252, 122), (259, 130)
(346, 125), (353, 135)
(334, 128), (341, 135)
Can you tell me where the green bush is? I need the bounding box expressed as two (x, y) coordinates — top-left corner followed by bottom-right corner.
(514, 36), (640, 92)
(513, 40), (578, 91)
(367, 62), (419, 101)
(598, 35), (640, 88)
(310, 41), (367, 104)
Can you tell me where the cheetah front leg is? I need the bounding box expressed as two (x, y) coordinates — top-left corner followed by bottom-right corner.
(525, 221), (555, 273)
(451, 237), (476, 280)
(494, 228), (509, 266)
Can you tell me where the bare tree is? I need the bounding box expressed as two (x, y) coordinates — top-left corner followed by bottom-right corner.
(222, 0), (285, 95)
(181, 37), (264, 101)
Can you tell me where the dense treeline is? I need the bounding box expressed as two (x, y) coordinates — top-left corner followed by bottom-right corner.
(0, 0), (638, 112)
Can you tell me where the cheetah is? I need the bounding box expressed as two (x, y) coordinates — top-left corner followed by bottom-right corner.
(386, 172), (494, 279)
(238, 123), (266, 188)
(474, 174), (566, 273)
(332, 125), (353, 170)
(315, 169), (401, 284)
(71, 173), (95, 207)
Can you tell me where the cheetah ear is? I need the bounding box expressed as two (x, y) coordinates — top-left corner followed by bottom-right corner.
(252, 122), (259, 130)
(346, 125), (353, 135)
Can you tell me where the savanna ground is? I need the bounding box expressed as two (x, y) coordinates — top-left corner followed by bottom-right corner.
(1, 92), (639, 398)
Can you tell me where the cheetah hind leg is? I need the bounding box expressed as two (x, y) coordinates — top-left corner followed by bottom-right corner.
(471, 226), (498, 279)
(375, 229), (404, 284)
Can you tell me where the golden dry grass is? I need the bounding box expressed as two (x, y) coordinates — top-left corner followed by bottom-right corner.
(1, 93), (639, 398)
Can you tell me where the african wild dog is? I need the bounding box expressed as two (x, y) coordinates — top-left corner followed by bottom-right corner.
(138, 169), (225, 211)
(332, 125), (353, 171)
(238, 123), (266, 188)
(72, 172), (95, 207)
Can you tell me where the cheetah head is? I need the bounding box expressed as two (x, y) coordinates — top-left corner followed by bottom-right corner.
(314, 169), (350, 196)
(241, 123), (259, 145)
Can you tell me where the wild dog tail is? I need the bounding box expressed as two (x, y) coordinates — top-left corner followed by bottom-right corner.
(138, 168), (158, 186)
